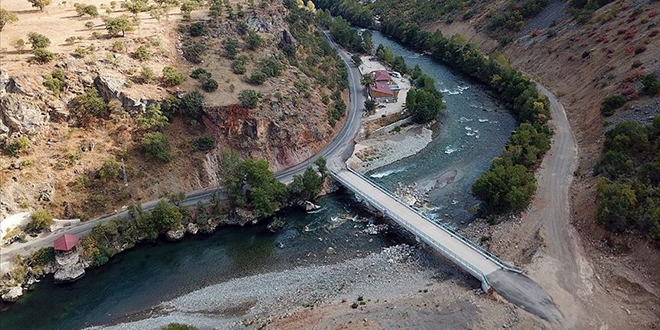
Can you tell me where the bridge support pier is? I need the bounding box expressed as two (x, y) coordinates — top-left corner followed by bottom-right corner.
(481, 280), (491, 293)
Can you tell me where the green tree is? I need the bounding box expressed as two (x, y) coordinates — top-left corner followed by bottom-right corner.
(364, 99), (376, 114)
(137, 104), (169, 130)
(11, 38), (25, 53)
(601, 94), (626, 116)
(27, 0), (52, 11)
(314, 156), (327, 177)
(141, 132), (172, 162)
(104, 15), (135, 37)
(180, 90), (204, 117)
(238, 89), (261, 108)
(351, 53), (362, 66)
(123, 0), (149, 15)
(131, 45), (151, 61)
(71, 88), (107, 123)
(642, 73), (660, 96)
(161, 66), (186, 86)
(27, 32), (51, 49)
(360, 73), (374, 87)
(98, 157), (122, 182)
(246, 31), (262, 50)
(0, 9), (18, 32)
(74, 3), (99, 17)
(406, 88), (443, 124)
(223, 38), (239, 59)
(26, 210), (54, 233)
(472, 163), (537, 213)
(151, 200), (183, 232)
(202, 78), (218, 92)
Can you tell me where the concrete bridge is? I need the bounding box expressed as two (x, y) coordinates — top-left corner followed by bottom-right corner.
(331, 167), (522, 291)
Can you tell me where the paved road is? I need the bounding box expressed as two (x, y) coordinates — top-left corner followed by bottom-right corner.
(0, 32), (365, 259)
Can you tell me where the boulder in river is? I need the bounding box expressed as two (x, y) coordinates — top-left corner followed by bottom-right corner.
(186, 222), (199, 235)
(304, 201), (321, 212)
(166, 225), (186, 241)
(1, 286), (23, 302)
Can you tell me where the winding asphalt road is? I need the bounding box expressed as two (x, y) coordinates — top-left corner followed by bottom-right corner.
(0, 31), (365, 259)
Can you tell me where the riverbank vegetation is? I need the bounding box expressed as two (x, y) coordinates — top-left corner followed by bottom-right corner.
(313, 2), (552, 214)
(595, 117), (660, 244)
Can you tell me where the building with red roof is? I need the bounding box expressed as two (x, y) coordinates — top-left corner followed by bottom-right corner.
(369, 82), (395, 103)
(54, 234), (79, 252)
(372, 70), (392, 84)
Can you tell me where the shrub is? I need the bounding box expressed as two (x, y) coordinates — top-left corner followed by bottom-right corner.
(188, 22), (206, 36)
(43, 69), (66, 97)
(110, 40), (124, 53)
(85, 21), (95, 29)
(131, 45), (151, 61)
(0, 9), (18, 32)
(192, 134), (216, 151)
(27, 32), (50, 49)
(181, 40), (206, 63)
(11, 38), (25, 53)
(642, 73), (660, 96)
(26, 210), (54, 233)
(161, 66), (185, 86)
(190, 68), (211, 80)
(238, 89), (261, 108)
(231, 58), (247, 74)
(202, 78), (218, 92)
(141, 132), (172, 162)
(72, 46), (88, 58)
(601, 94), (626, 116)
(71, 88), (107, 123)
(259, 57), (282, 77)
(137, 104), (169, 130)
(74, 3), (99, 17)
(246, 31), (262, 50)
(98, 157), (122, 182)
(27, 0), (52, 11)
(179, 90), (204, 117)
(139, 66), (155, 83)
(223, 38), (239, 59)
(4, 136), (30, 156)
(32, 48), (55, 63)
(246, 71), (266, 84)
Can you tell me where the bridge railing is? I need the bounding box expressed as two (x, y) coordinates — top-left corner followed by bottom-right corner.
(335, 167), (522, 275)
(330, 170), (491, 289)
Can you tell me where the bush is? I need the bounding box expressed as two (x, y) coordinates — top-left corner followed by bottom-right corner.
(223, 38), (239, 59)
(32, 48), (54, 63)
(192, 134), (216, 151)
(246, 31), (262, 50)
(104, 15), (135, 37)
(27, 32), (50, 49)
(161, 66), (185, 86)
(110, 40), (124, 53)
(98, 157), (122, 182)
(71, 88), (107, 123)
(246, 71), (266, 85)
(259, 58), (283, 77)
(642, 73), (660, 96)
(472, 163), (537, 213)
(181, 40), (206, 63)
(188, 22), (206, 36)
(141, 132), (172, 162)
(85, 21), (95, 29)
(4, 136), (30, 156)
(202, 78), (218, 92)
(601, 94), (626, 116)
(238, 89), (261, 108)
(131, 45), (151, 61)
(74, 3), (99, 17)
(26, 210), (54, 233)
(72, 46), (88, 58)
(151, 200), (182, 232)
(190, 68), (211, 80)
(137, 104), (169, 130)
(139, 66), (155, 83)
(43, 69), (66, 97)
(180, 90), (204, 117)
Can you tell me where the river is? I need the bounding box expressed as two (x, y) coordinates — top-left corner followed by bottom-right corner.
(0, 32), (516, 330)
(367, 31), (517, 226)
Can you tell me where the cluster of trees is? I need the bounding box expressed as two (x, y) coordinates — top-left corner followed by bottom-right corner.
(490, 0), (550, 32)
(27, 32), (54, 63)
(190, 68), (218, 92)
(595, 118), (660, 244)
(406, 65), (445, 124)
(317, 10), (371, 54)
(79, 194), (224, 267)
(374, 44), (407, 74)
(220, 150), (327, 217)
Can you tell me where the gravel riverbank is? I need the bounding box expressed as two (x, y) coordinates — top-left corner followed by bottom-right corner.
(86, 244), (544, 330)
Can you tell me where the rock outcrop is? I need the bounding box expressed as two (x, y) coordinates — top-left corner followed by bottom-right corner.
(1, 286), (23, 302)
(94, 70), (156, 113)
(166, 225), (186, 241)
(0, 94), (48, 144)
(186, 222), (199, 235)
(54, 249), (85, 283)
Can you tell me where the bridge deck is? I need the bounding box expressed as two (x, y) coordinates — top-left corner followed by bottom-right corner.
(334, 169), (502, 282)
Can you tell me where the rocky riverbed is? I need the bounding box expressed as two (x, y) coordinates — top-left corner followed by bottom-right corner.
(86, 244), (543, 330)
